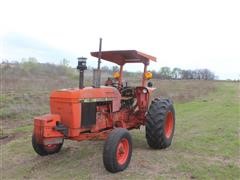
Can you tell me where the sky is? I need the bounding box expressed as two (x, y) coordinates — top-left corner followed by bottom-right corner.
(0, 0), (239, 80)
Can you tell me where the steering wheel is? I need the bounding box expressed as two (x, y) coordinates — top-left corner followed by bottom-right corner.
(121, 87), (134, 97)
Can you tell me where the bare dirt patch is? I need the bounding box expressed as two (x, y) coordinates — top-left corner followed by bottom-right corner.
(0, 132), (26, 145)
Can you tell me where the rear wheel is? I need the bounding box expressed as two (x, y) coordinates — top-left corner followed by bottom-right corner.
(32, 135), (63, 156)
(103, 128), (132, 173)
(146, 98), (175, 149)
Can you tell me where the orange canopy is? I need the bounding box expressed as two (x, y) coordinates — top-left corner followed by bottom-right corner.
(91, 50), (156, 65)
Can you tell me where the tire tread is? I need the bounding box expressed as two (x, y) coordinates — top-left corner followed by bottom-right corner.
(146, 98), (175, 149)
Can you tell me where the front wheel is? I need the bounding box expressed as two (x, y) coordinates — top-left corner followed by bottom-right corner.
(32, 135), (63, 156)
(146, 98), (175, 149)
(103, 128), (132, 173)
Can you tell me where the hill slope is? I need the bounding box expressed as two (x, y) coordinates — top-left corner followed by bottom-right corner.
(1, 63), (239, 179)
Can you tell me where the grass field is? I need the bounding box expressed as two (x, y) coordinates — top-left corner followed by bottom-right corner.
(1, 64), (239, 179)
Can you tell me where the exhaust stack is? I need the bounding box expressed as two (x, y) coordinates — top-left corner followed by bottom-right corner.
(77, 57), (87, 89)
(93, 38), (102, 88)
(98, 38), (102, 70)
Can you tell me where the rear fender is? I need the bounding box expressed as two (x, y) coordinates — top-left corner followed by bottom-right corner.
(146, 87), (156, 94)
(135, 87), (150, 112)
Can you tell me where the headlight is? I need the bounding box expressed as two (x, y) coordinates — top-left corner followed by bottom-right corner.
(144, 72), (152, 80)
(143, 89), (147, 93)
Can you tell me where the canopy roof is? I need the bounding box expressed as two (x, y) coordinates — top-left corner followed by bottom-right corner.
(90, 50), (156, 65)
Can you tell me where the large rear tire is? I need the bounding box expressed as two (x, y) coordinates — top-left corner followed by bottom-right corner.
(32, 135), (63, 156)
(103, 128), (132, 173)
(146, 98), (175, 149)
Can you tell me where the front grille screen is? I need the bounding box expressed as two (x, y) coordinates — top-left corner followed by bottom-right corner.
(81, 102), (96, 128)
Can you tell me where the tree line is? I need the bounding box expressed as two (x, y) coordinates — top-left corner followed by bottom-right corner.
(151, 67), (216, 80)
(100, 66), (216, 80)
(1, 58), (216, 80)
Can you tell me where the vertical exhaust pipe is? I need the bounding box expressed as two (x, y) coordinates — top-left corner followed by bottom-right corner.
(77, 57), (87, 89)
(93, 38), (102, 88)
(97, 38), (102, 70)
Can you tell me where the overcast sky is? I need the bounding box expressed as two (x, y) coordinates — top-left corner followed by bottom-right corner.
(0, 0), (240, 80)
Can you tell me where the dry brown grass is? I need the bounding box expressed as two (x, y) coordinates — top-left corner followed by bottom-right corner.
(150, 79), (216, 102)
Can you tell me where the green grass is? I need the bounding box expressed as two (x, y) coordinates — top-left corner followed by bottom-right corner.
(14, 125), (33, 133)
(1, 81), (239, 179)
(174, 83), (239, 158)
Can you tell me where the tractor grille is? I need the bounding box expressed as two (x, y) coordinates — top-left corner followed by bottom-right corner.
(81, 102), (96, 128)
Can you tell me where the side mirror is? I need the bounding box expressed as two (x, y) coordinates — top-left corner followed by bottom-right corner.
(147, 81), (153, 87)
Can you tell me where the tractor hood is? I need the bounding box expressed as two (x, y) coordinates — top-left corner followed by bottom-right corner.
(50, 86), (121, 112)
(50, 86), (121, 101)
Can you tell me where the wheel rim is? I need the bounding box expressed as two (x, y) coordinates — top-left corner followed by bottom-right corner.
(164, 111), (174, 138)
(116, 138), (129, 165)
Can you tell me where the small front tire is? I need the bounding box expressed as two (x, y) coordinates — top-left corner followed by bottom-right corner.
(32, 135), (63, 156)
(103, 128), (132, 173)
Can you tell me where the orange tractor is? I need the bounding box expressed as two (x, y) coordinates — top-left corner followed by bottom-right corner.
(32, 39), (175, 173)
